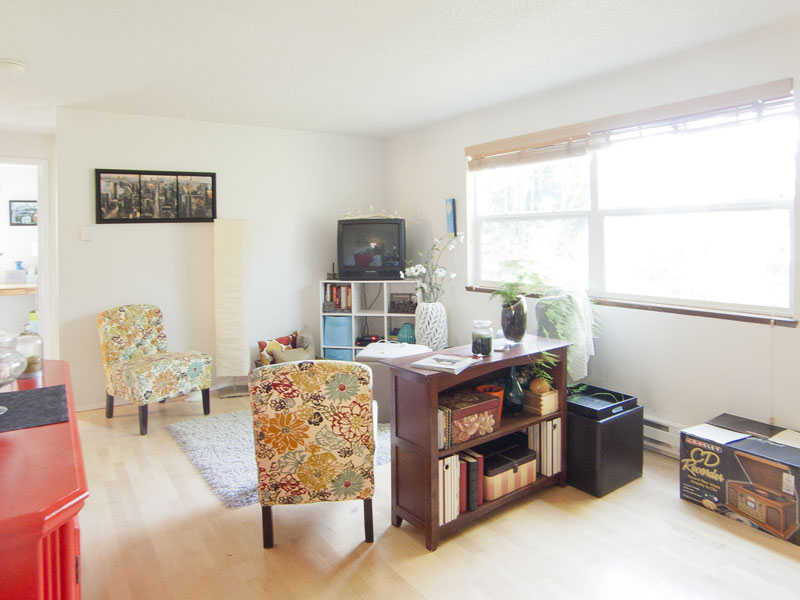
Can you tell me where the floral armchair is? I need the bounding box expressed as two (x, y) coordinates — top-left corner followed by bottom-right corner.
(97, 304), (213, 435)
(249, 360), (374, 548)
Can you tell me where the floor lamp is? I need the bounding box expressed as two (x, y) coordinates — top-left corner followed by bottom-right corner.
(214, 218), (250, 398)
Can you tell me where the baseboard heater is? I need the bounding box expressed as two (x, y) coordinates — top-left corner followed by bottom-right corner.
(643, 415), (684, 458)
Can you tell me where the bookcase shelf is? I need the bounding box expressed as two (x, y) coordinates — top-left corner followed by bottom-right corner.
(320, 279), (416, 361)
(437, 410), (561, 458)
(383, 338), (569, 551)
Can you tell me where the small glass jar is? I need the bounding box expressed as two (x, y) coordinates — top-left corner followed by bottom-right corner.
(16, 324), (43, 378)
(0, 329), (27, 387)
(471, 320), (493, 357)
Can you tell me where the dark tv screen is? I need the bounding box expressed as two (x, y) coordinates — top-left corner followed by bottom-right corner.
(337, 219), (405, 280)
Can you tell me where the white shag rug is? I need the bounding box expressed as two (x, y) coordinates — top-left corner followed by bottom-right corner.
(168, 409), (390, 509)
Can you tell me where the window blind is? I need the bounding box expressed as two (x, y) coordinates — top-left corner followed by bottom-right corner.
(466, 79), (794, 171)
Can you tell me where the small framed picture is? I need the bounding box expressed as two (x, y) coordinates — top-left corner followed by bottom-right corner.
(95, 169), (216, 223)
(445, 198), (456, 235)
(9, 200), (37, 226)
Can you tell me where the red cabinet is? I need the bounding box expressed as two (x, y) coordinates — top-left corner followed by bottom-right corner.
(1, 361), (89, 599)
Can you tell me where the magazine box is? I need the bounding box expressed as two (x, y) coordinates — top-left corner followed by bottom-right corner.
(474, 436), (537, 501)
(680, 413), (800, 545)
(439, 390), (501, 448)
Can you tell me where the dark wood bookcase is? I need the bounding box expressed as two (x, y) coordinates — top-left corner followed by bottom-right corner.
(384, 337), (570, 550)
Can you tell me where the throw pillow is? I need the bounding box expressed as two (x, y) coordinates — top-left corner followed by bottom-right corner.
(257, 331), (298, 365)
(271, 346), (315, 363)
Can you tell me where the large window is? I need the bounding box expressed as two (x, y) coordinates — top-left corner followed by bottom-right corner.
(467, 80), (798, 317)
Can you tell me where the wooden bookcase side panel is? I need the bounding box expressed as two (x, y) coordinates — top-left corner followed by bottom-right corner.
(391, 372), (439, 529)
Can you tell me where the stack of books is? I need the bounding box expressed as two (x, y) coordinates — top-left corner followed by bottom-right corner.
(439, 450), (486, 522)
(527, 417), (562, 477)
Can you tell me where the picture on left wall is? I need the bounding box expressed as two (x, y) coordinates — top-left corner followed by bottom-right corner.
(9, 200), (37, 226)
(96, 169), (216, 223)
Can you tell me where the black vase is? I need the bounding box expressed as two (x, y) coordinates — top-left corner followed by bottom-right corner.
(501, 296), (528, 342)
(503, 366), (524, 416)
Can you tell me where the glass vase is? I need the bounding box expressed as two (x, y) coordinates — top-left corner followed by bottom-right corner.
(503, 365), (524, 416)
(501, 296), (528, 343)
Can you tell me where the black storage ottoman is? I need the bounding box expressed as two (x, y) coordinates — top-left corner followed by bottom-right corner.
(567, 401), (644, 497)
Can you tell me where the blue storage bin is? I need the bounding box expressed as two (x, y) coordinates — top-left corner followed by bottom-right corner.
(324, 348), (353, 361)
(323, 315), (352, 347)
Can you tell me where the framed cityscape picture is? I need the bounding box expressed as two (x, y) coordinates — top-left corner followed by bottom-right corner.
(9, 200), (37, 226)
(95, 169), (216, 223)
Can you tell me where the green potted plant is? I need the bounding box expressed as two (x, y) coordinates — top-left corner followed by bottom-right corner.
(489, 260), (545, 343)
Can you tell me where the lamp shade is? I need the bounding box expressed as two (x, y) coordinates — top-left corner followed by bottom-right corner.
(214, 219), (250, 376)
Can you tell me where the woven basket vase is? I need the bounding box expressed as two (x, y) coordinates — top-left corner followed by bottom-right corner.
(414, 301), (448, 350)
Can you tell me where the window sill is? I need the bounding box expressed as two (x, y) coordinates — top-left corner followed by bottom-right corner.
(464, 286), (798, 328)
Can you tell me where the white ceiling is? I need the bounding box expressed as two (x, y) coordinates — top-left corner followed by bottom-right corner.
(2, 0), (800, 138)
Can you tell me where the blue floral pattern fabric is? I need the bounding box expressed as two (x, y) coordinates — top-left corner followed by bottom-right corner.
(98, 304), (212, 406)
(249, 360), (374, 506)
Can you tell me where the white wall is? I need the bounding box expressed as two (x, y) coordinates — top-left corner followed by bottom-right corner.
(56, 108), (386, 410)
(388, 19), (800, 431)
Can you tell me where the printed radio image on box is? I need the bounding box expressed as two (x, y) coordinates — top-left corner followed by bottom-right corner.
(680, 413), (800, 545)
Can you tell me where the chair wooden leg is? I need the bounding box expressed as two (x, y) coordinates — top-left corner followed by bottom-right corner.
(262, 506), (273, 548)
(139, 405), (148, 435)
(202, 388), (211, 415)
(363, 498), (374, 543)
(105, 394), (114, 418)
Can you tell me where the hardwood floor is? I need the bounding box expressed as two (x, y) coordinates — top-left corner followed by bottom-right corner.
(77, 394), (800, 599)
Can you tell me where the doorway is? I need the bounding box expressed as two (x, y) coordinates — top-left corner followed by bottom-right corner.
(0, 158), (54, 356)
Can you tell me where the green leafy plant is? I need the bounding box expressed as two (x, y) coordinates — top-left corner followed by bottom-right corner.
(489, 259), (546, 307)
(519, 351), (559, 387)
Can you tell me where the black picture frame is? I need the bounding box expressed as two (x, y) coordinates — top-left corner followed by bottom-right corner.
(95, 169), (216, 223)
(9, 200), (37, 226)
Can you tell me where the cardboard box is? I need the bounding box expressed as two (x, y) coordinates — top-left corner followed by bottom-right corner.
(680, 413), (800, 545)
(439, 390), (501, 448)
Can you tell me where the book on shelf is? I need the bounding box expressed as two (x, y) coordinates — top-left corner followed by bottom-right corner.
(463, 449), (484, 505)
(459, 452), (479, 511)
(526, 418), (561, 477)
(438, 454), (460, 524)
(459, 459), (467, 514)
(323, 283), (352, 311)
(411, 354), (482, 374)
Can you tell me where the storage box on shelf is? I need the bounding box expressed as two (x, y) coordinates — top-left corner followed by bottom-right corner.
(438, 389), (502, 449)
(384, 337), (569, 551)
(320, 280), (417, 361)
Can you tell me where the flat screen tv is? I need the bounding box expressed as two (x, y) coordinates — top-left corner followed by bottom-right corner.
(337, 218), (405, 280)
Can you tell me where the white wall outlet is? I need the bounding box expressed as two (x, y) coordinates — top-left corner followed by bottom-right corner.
(80, 226), (93, 241)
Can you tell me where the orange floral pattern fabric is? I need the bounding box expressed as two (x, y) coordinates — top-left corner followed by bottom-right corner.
(98, 304), (212, 406)
(249, 360), (374, 505)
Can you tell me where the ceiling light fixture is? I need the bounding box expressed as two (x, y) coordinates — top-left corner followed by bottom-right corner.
(0, 59), (28, 74)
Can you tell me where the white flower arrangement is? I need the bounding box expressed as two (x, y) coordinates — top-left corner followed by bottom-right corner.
(400, 233), (464, 303)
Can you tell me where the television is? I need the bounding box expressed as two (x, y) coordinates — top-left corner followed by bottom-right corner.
(337, 218), (406, 280)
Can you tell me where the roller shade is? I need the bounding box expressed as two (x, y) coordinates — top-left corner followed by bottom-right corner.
(466, 79), (794, 171)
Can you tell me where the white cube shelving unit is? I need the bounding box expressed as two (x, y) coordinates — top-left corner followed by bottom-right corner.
(320, 279), (417, 361)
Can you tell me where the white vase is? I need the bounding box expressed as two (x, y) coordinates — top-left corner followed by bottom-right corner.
(415, 301), (448, 350)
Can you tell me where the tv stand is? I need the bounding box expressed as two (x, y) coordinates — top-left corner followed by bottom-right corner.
(384, 337), (569, 550)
